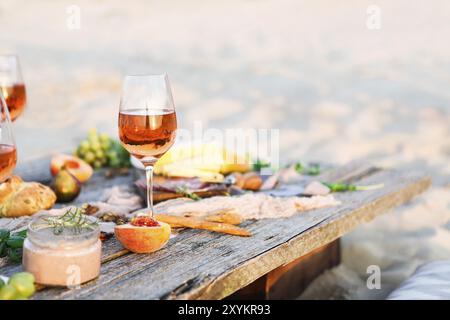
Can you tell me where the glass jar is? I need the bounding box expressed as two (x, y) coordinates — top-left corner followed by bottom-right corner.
(23, 214), (101, 286)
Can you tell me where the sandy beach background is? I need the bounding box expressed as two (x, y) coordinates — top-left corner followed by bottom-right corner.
(1, 0), (449, 299)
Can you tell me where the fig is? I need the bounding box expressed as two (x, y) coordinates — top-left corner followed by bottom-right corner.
(51, 168), (81, 203)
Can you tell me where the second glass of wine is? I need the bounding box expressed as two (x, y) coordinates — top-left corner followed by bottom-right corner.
(118, 74), (177, 217)
(0, 55), (26, 121)
(0, 92), (17, 183)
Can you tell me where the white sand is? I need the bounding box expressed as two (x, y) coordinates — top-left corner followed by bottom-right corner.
(1, 0), (449, 299)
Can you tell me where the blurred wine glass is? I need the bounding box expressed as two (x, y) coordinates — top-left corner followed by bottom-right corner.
(118, 74), (177, 217)
(0, 55), (27, 121)
(0, 92), (17, 182)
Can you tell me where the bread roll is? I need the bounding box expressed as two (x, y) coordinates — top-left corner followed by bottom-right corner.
(0, 176), (56, 217)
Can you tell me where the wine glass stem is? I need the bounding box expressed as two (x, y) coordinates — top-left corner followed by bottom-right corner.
(145, 165), (154, 217)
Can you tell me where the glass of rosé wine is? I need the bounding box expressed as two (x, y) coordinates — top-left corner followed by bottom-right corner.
(118, 74), (177, 217)
(0, 55), (27, 121)
(0, 92), (17, 182)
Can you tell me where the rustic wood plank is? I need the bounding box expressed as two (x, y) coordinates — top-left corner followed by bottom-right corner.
(32, 212), (330, 299)
(28, 164), (429, 300)
(190, 169), (430, 300)
(228, 239), (341, 299)
(2, 163), (432, 298)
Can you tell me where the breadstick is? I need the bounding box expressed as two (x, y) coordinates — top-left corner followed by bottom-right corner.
(154, 214), (251, 237)
(203, 210), (243, 225)
(164, 209), (243, 226)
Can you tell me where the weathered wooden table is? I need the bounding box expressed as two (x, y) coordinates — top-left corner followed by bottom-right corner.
(0, 158), (430, 299)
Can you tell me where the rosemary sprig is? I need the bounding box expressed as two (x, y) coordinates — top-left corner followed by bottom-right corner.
(43, 208), (98, 235)
(175, 187), (201, 201)
(253, 159), (271, 171)
(322, 182), (384, 192)
(294, 162), (321, 176)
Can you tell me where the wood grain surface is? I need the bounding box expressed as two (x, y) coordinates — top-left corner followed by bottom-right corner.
(0, 158), (431, 299)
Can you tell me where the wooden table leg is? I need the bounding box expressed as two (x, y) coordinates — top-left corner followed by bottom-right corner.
(227, 239), (341, 300)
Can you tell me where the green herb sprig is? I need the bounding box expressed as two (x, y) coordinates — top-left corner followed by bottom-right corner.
(253, 159), (271, 171)
(42, 208), (98, 235)
(323, 182), (384, 192)
(294, 162), (321, 176)
(175, 187), (201, 201)
(0, 229), (27, 263)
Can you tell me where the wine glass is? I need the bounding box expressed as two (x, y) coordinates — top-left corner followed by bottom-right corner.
(118, 74), (177, 217)
(0, 54), (27, 121)
(0, 92), (17, 182)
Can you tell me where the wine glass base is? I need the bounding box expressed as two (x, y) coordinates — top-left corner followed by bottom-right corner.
(133, 208), (154, 218)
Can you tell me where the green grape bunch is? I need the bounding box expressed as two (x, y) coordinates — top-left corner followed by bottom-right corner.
(75, 128), (131, 169)
(0, 272), (36, 300)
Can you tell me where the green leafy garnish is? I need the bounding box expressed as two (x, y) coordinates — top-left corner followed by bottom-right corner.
(175, 187), (201, 201)
(323, 182), (384, 192)
(0, 229), (27, 263)
(6, 248), (22, 263)
(6, 236), (25, 249)
(295, 162), (321, 176)
(12, 230), (27, 238)
(0, 242), (6, 258)
(253, 159), (271, 171)
(0, 229), (10, 241)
